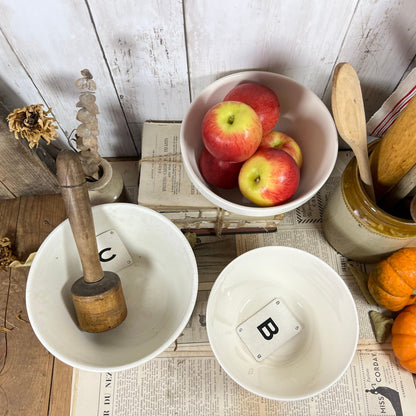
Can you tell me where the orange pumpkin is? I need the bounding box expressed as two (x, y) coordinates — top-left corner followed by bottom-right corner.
(368, 248), (416, 311)
(391, 304), (416, 373)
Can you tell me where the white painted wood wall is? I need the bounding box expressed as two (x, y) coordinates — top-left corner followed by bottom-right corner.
(0, 0), (415, 157)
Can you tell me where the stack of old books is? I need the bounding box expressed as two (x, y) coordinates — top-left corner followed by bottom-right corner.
(137, 122), (283, 234)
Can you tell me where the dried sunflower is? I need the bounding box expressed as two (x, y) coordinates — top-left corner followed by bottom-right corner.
(7, 104), (59, 149)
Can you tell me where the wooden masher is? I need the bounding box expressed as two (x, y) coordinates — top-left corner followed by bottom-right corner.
(56, 150), (127, 333)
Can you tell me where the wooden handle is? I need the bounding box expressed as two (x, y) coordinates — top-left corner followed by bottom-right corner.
(56, 150), (103, 283)
(332, 62), (376, 201)
(355, 148), (376, 202)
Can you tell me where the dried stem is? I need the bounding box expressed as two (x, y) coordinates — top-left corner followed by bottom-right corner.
(75, 69), (102, 180)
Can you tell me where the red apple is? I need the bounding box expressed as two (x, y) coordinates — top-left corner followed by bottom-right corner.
(238, 148), (300, 206)
(199, 147), (243, 189)
(223, 82), (280, 135)
(202, 101), (262, 163)
(259, 131), (303, 168)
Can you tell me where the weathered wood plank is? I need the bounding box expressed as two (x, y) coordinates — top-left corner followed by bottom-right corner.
(184, 0), (357, 100)
(49, 359), (73, 416)
(15, 194), (66, 260)
(0, 104), (60, 198)
(323, 0), (416, 122)
(0, 196), (54, 416)
(1, 267), (54, 416)
(0, 194), (70, 416)
(0, 198), (19, 241)
(0, 28), (67, 139)
(0, 197), (20, 377)
(0, 178), (13, 200)
(88, 0), (189, 148)
(0, 0), (414, 161)
(0, 0), (137, 158)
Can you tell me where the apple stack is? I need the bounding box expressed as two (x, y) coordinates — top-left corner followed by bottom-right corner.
(199, 82), (303, 207)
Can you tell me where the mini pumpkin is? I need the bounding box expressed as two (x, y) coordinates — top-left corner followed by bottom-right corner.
(391, 304), (416, 373)
(368, 247), (416, 311)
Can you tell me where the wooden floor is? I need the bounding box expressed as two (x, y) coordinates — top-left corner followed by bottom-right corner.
(0, 194), (72, 416)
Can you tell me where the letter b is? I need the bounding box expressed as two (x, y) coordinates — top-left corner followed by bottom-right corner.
(257, 318), (279, 340)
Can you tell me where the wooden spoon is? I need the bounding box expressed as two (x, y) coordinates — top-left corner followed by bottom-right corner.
(331, 62), (376, 201)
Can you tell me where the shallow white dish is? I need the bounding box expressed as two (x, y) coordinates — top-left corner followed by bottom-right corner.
(180, 71), (338, 216)
(26, 203), (198, 372)
(206, 246), (358, 401)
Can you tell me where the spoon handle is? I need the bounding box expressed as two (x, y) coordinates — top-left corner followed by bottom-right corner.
(355, 146), (376, 201)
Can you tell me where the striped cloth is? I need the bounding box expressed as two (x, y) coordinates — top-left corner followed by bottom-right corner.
(367, 67), (416, 138)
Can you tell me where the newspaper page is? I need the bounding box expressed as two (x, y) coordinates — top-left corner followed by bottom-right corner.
(71, 349), (416, 416)
(71, 149), (416, 416)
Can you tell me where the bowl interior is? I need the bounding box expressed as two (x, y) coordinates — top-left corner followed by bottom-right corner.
(180, 71), (338, 216)
(206, 246), (358, 401)
(26, 203), (198, 372)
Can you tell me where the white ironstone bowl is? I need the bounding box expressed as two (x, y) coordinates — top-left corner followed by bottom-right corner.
(206, 246), (359, 401)
(180, 71), (338, 216)
(27, 203), (198, 372)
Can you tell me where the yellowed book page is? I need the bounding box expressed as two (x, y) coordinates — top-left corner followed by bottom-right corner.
(138, 122), (215, 209)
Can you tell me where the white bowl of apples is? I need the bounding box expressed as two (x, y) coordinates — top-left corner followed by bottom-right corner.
(180, 71), (338, 216)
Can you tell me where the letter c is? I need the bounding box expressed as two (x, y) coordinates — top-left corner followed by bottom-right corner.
(99, 247), (116, 262)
